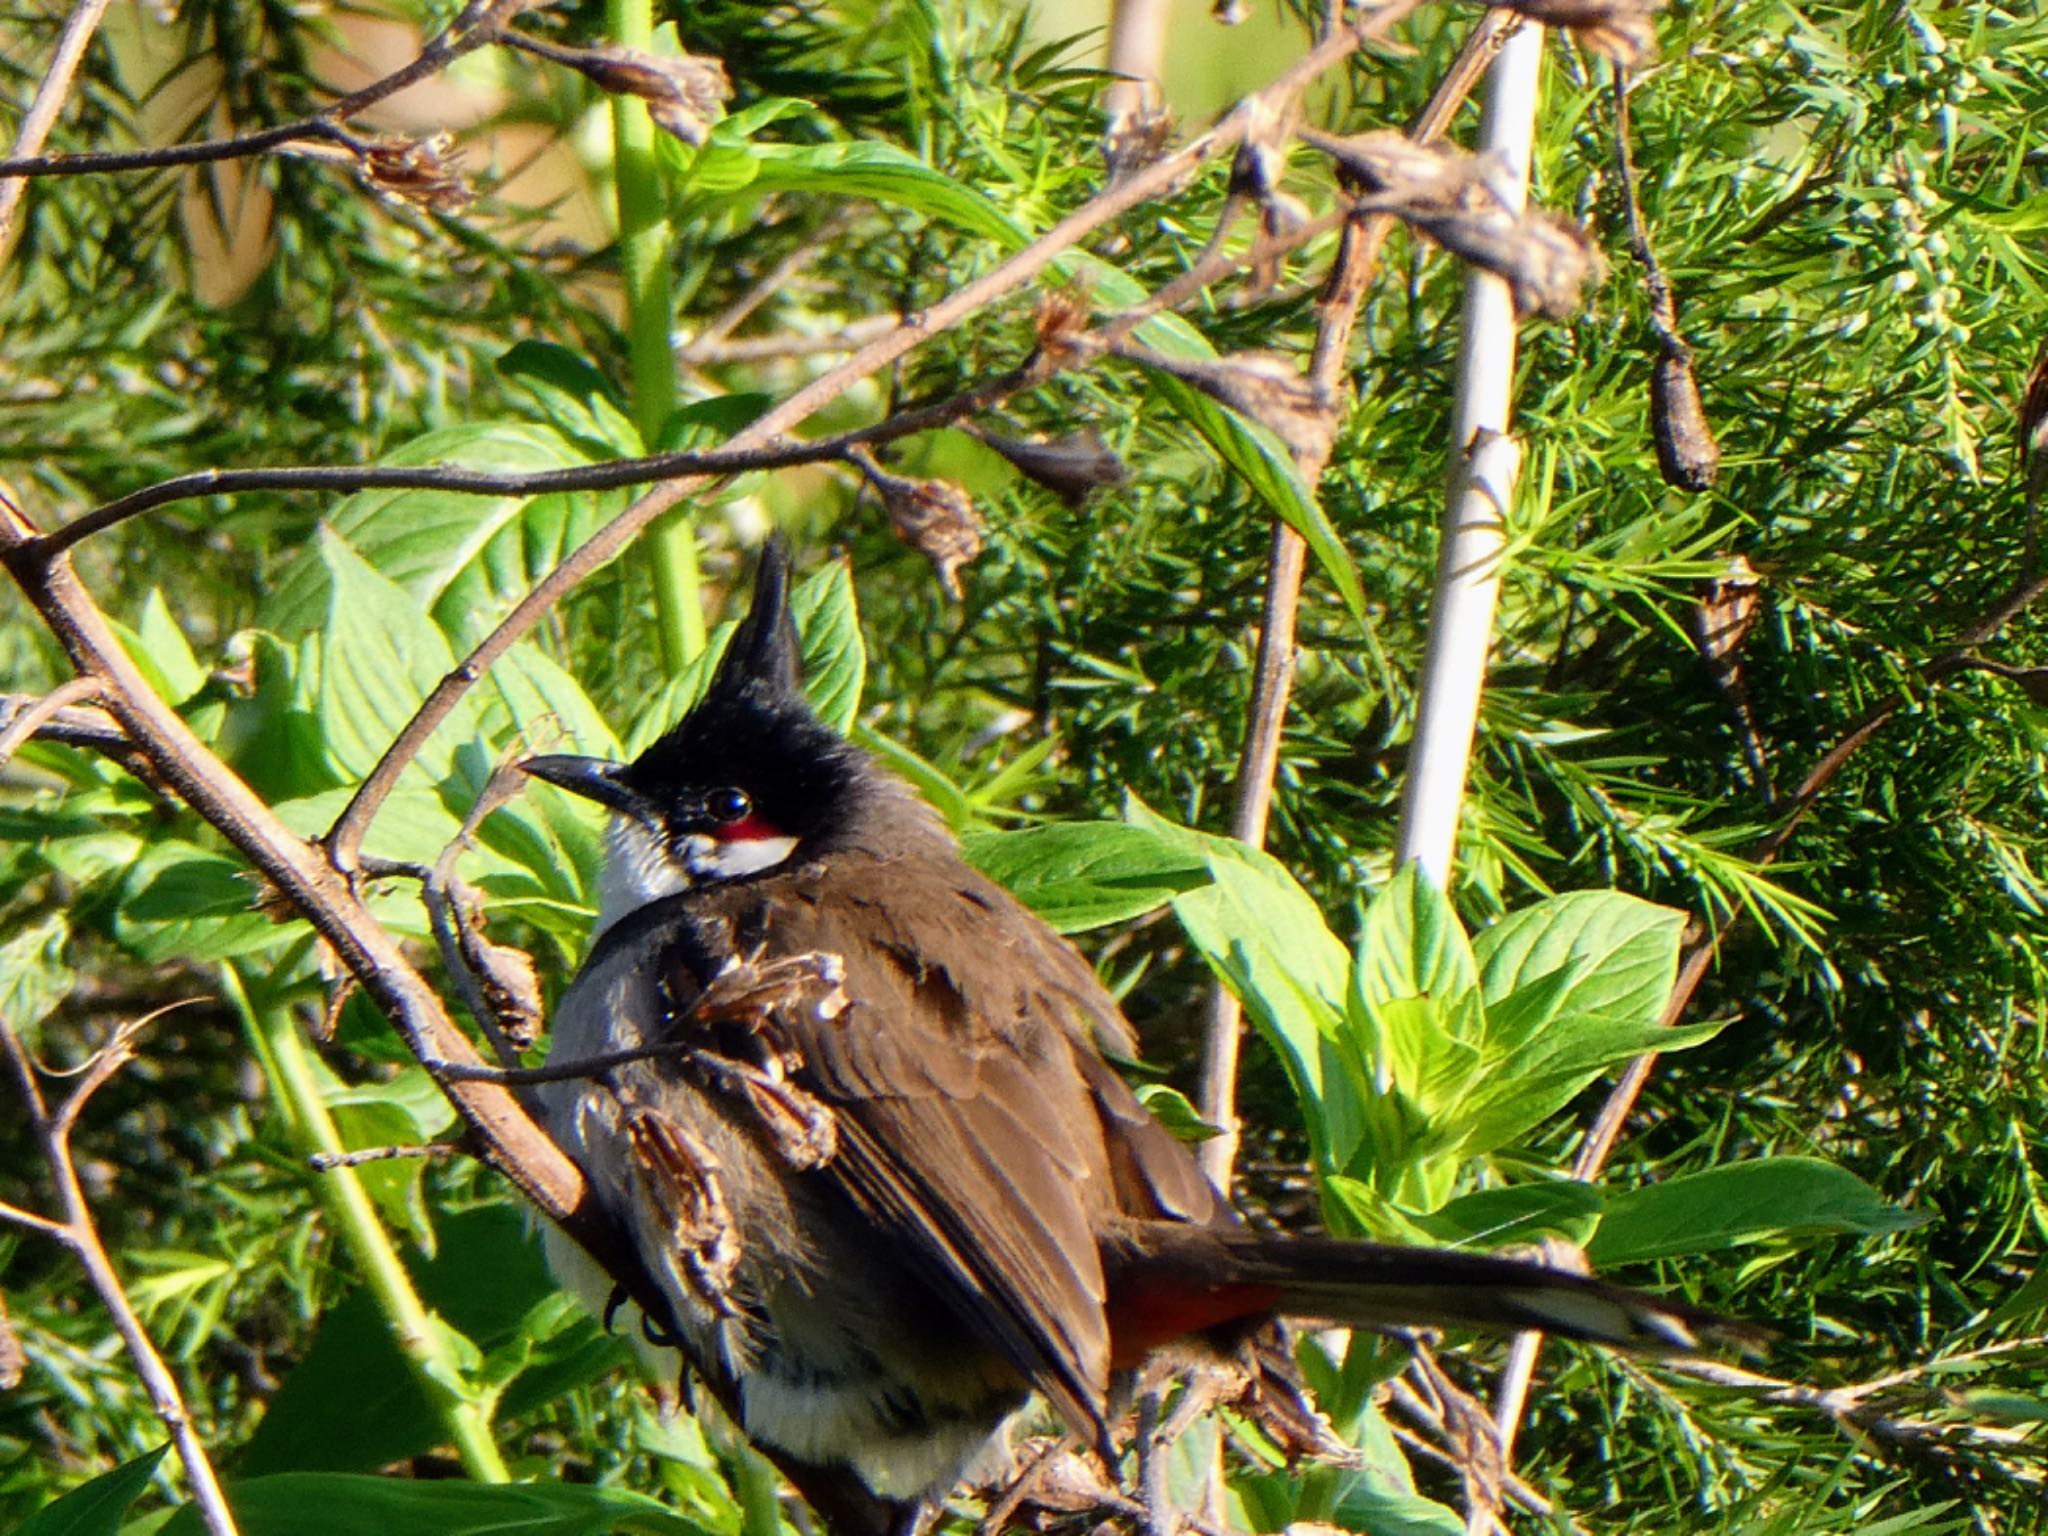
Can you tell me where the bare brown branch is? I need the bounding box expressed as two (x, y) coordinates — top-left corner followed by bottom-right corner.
(0, 1010), (240, 1536)
(0, 0), (118, 263)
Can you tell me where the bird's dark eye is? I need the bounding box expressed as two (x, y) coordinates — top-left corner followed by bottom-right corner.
(704, 787), (752, 823)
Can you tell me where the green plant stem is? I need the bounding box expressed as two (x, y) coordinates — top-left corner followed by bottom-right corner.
(731, 1441), (784, 1536)
(609, 0), (703, 672)
(225, 963), (511, 1484)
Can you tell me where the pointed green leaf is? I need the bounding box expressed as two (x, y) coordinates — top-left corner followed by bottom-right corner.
(962, 821), (1210, 932)
(16, 1444), (168, 1536)
(1587, 1157), (1925, 1265)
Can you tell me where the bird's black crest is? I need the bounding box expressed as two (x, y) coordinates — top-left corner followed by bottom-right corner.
(707, 534), (804, 709)
(618, 538), (872, 847)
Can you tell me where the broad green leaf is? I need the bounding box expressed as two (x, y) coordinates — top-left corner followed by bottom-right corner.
(1128, 799), (1351, 1162)
(110, 842), (293, 963)
(961, 821), (1209, 931)
(136, 590), (206, 704)
(240, 1206), (625, 1478)
(264, 423), (620, 648)
(312, 526), (475, 782)
(158, 1475), (706, 1536)
(1473, 891), (1686, 1041)
(1587, 1157), (1924, 1265)
(0, 911), (75, 1047)
(16, 1444), (168, 1536)
(1454, 1012), (1724, 1161)
(1407, 1179), (1607, 1250)
(321, 1063), (460, 1251)
(478, 641), (623, 761)
(1353, 864), (1481, 1018)
(1235, 1403), (1460, 1536)
(213, 631), (341, 803)
(495, 340), (640, 456)
(789, 559), (865, 734)
(745, 140), (1030, 250)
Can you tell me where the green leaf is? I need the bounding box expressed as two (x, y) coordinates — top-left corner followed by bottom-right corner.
(136, 590), (206, 704)
(495, 341), (640, 455)
(1408, 1179), (1607, 1250)
(789, 559), (865, 734)
(16, 1444), (168, 1536)
(1587, 1157), (1925, 1265)
(1054, 254), (1365, 624)
(1132, 1082), (1223, 1143)
(1473, 891), (1686, 1040)
(961, 821), (1209, 931)
(265, 424), (621, 648)
(1454, 1011), (1724, 1162)
(853, 725), (976, 832)
(240, 1206), (623, 1478)
(311, 526), (474, 783)
(744, 140), (1030, 250)
(1127, 799), (1353, 1164)
(110, 842), (293, 963)
(478, 641), (623, 762)
(0, 911), (76, 1048)
(157, 1475), (708, 1536)
(1354, 865), (1481, 1017)
(1142, 361), (1366, 625)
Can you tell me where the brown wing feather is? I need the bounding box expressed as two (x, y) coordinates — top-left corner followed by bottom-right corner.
(672, 828), (1177, 1435)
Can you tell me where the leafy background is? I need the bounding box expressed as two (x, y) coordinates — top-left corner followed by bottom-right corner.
(3, 0), (2047, 1533)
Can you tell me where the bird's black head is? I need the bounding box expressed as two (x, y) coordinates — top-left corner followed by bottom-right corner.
(524, 539), (873, 927)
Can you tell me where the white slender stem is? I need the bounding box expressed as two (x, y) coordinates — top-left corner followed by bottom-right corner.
(1394, 19), (1545, 883)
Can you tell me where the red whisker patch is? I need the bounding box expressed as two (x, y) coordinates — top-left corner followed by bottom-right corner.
(720, 813), (787, 843)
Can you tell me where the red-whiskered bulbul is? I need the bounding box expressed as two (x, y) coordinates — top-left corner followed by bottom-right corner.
(523, 540), (1728, 1530)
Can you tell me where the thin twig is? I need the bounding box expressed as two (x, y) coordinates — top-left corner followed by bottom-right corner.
(1195, 7), (1522, 1195)
(0, 676), (105, 769)
(0, 1011), (241, 1536)
(682, 208), (859, 355)
(680, 316), (899, 365)
(309, 1141), (465, 1171)
(0, 0), (118, 263)
(316, 0), (1426, 871)
(0, 0), (520, 182)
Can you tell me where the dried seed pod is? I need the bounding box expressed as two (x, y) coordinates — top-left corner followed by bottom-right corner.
(360, 133), (471, 213)
(1497, 0), (1663, 65)
(1689, 555), (1760, 672)
(855, 454), (984, 599)
(979, 430), (1129, 506)
(1651, 348), (1721, 491)
(1033, 282), (1094, 360)
(461, 925), (545, 1052)
(571, 46), (732, 147)
(1298, 129), (1602, 318)
(1138, 349), (1340, 470)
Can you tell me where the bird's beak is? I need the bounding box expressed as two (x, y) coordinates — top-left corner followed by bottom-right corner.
(520, 754), (662, 827)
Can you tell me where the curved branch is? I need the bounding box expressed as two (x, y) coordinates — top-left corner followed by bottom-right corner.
(319, 0), (1424, 869)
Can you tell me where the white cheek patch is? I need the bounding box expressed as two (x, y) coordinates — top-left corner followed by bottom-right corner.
(686, 833), (800, 881)
(593, 818), (693, 939)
